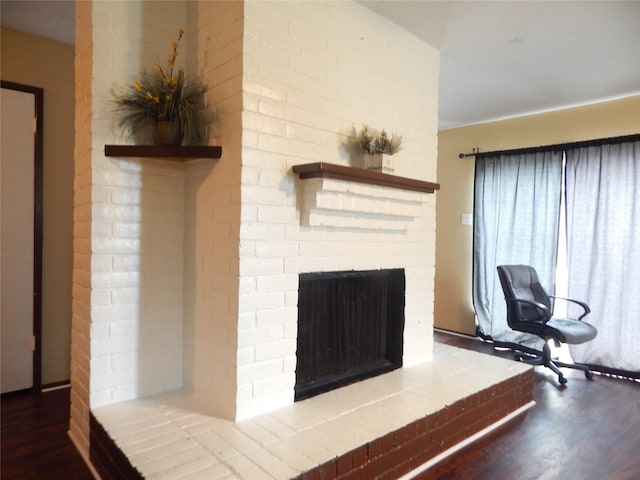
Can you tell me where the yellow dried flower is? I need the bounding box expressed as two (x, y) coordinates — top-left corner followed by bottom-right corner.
(114, 27), (206, 144)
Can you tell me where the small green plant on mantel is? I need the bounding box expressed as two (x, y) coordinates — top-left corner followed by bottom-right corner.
(114, 29), (206, 145)
(356, 124), (403, 155)
(355, 124), (403, 173)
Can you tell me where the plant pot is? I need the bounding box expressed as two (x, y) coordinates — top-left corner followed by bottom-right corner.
(153, 120), (184, 145)
(364, 153), (394, 174)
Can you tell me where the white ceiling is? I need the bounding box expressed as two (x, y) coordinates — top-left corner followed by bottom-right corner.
(2, 1), (639, 130)
(1, 1), (75, 45)
(361, 0), (640, 129)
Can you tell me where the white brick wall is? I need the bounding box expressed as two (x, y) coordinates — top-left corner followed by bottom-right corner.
(69, 0), (93, 458)
(71, 1), (439, 445)
(236, 0), (439, 419)
(298, 177), (428, 231)
(182, 0), (245, 420)
(72, 3), (190, 453)
(89, 153), (186, 406)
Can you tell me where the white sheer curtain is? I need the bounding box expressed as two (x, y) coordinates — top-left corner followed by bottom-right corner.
(473, 151), (563, 347)
(565, 140), (640, 373)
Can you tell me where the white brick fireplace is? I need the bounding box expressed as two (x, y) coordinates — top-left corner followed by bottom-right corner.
(70, 0), (440, 463)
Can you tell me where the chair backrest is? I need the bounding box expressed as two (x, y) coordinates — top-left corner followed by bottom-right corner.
(496, 265), (552, 327)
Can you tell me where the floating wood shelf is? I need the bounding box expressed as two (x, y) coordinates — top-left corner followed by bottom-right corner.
(292, 162), (440, 193)
(104, 145), (222, 160)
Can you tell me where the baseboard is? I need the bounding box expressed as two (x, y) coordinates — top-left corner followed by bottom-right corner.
(42, 381), (71, 392)
(434, 327), (479, 339)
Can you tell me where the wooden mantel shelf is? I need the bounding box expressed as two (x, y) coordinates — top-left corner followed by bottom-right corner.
(292, 162), (440, 193)
(104, 145), (222, 160)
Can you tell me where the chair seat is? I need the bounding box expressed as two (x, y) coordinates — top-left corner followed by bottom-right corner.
(546, 317), (598, 344)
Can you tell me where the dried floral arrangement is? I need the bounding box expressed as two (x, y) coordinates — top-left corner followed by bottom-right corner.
(356, 124), (403, 155)
(114, 29), (206, 144)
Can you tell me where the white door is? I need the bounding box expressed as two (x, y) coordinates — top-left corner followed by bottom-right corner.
(1, 87), (35, 393)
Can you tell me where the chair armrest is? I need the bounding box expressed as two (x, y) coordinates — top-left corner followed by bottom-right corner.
(507, 297), (552, 322)
(548, 295), (591, 320)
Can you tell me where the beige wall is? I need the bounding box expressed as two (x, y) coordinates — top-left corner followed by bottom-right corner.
(1, 27), (75, 384)
(434, 96), (640, 335)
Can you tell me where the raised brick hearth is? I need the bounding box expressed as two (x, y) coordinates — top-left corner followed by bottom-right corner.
(89, 344), (533, 479)
(297, 371), (532, 479)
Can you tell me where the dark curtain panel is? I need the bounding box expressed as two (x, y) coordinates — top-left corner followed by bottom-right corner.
(473, 151), (563, 347)
(565, 140), (640, 373)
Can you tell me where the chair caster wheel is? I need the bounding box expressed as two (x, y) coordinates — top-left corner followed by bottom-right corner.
(585, 370), (594, 380)
(559, 375), (567, 385)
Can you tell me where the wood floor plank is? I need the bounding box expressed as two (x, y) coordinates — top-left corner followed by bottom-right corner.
(1, 387), (93, 479)
(426, 330), (640, 480)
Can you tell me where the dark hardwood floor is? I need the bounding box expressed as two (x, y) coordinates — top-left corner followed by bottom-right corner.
(1, 333), (638, 479)
(427, 330), (640, 480)
(1, 386), (93, 479)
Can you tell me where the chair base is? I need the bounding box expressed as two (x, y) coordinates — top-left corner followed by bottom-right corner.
(514, 342), (594, 385)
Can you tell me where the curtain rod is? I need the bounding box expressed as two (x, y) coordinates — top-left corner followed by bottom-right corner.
(458, 133), (639, 159)
(458, 148), (480, 158)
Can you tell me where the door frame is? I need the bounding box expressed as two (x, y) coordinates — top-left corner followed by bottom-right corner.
(1, 80), (43, 391)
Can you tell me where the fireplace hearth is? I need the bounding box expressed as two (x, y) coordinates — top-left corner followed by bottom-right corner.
(295, 269), (405, 400)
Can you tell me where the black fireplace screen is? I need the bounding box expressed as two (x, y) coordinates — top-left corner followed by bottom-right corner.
(295, 269), (405, 401)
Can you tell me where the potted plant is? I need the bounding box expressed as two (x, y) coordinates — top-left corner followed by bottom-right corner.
(356, 124), (403, 173)
(114, 29), (206, 145)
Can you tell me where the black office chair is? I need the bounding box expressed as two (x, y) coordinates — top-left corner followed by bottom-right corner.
(496, 264), (598, 385)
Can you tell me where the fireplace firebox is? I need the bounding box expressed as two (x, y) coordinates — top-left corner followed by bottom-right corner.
(295, 269), (405, 401)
